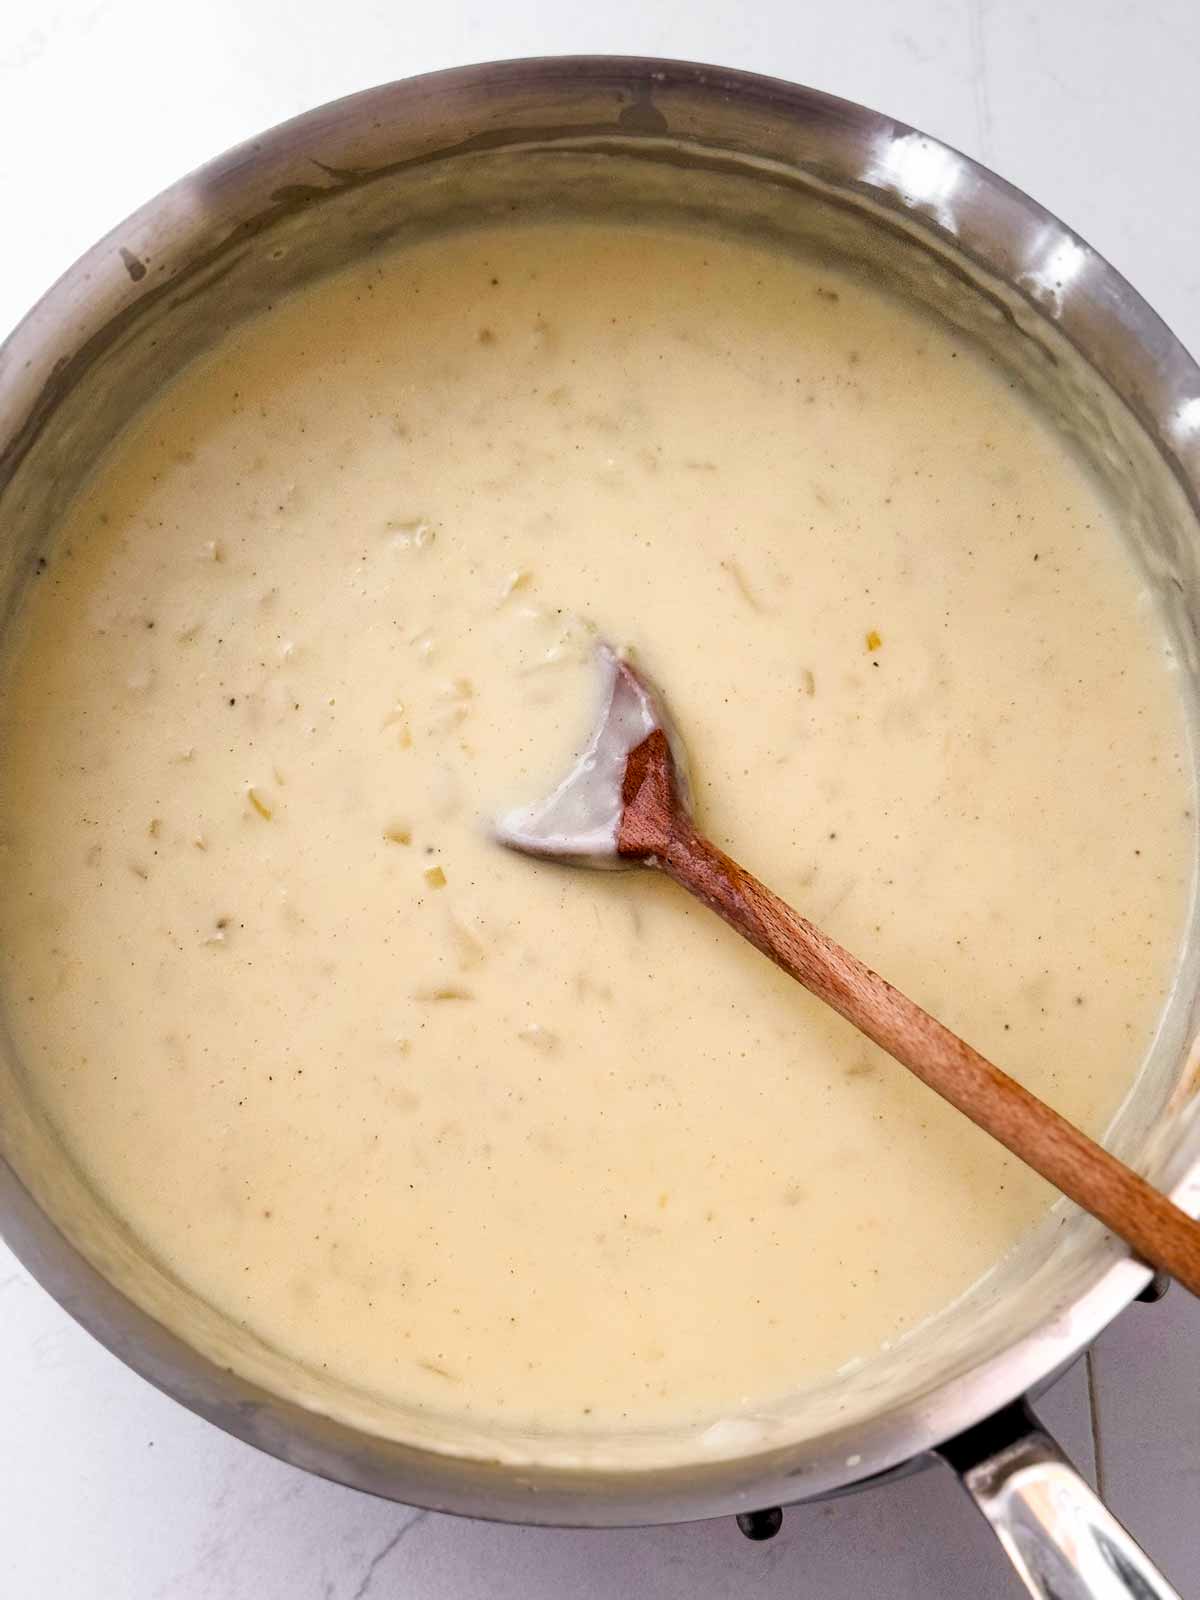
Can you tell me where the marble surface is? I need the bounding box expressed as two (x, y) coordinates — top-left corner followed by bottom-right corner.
(1, 2), (1198, 1595)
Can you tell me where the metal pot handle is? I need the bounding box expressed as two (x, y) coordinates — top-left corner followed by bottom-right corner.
(939, 1398), (1181, 1600)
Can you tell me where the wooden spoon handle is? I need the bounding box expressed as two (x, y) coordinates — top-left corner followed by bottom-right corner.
(657, 821), (1200, 1296)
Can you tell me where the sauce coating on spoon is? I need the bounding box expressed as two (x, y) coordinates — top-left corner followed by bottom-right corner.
(496, 645), (688, 867)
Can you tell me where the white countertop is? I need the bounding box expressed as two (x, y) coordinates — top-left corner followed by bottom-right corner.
(2, 2), (1198, 1595)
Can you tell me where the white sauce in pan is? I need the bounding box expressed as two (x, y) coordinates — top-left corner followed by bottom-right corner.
(0, 221), (1191, 1433)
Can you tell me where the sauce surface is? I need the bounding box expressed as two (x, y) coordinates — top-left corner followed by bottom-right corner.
(0, 222), (1192, 1434)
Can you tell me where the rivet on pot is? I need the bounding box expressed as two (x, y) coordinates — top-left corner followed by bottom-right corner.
(736, 1507), (783, 1541)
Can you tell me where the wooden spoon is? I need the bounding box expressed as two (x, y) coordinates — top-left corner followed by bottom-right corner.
(498, 645), (1200, 1296)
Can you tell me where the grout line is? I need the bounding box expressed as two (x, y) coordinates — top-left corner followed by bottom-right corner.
(1085, 1348), (1107, 1498)
(966, 0), (996, 164)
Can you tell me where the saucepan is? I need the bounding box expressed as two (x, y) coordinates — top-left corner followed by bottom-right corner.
(1, 57), (1199, 1600)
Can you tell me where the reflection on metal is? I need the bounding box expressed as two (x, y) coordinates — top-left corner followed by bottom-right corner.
(864, 130), (966, 231)
(1019, 227), (1090, 317)
(1172, 395), (1200, 446)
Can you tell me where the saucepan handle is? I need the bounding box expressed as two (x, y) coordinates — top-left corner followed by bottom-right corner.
(938, 1398), (1181, 1600)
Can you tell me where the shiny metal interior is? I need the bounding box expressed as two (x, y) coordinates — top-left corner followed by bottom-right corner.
(2, 58), (1200, 1525)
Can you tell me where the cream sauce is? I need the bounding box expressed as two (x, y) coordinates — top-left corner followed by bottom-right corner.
(0, 221), (1192, 1434)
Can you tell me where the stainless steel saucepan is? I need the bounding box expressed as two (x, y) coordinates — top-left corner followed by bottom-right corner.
(1, 57), (1198, 1600)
